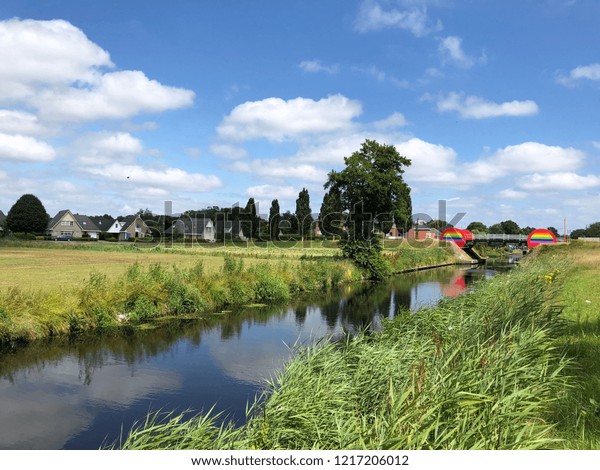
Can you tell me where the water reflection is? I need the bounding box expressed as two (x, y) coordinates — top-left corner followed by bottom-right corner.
(0, 264), (499, 449)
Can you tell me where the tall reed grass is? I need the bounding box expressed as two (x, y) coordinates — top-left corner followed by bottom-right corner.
(116, 254), (571, 450)
(0, 256), (362, 346)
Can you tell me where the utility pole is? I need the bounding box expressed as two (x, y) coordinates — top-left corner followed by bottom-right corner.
(564, 217), (567, 243)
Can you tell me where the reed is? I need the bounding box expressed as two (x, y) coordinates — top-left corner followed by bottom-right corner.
(0, 256), (361, 345)
(116, 253), (571, 450)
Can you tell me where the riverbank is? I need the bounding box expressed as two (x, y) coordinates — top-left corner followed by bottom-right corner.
(116, 244), (573, 450)
(0, 241), (457, 346)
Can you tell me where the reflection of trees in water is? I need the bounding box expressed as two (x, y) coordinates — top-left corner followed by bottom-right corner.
(0, 266), (493, 388)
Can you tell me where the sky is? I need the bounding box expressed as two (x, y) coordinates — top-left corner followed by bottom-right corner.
(0, 0), (599, 231)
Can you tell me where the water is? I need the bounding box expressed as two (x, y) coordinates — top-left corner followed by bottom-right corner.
(0, 264), (501, 449)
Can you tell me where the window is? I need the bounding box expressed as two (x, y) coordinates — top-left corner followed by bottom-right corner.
(61, 220), (74, 226)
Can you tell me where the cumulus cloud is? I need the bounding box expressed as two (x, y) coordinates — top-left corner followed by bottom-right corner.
(396, 137), (459, 184)
(434, 92), (539, 119)
(85, 164), (223, 192)
(467, 142), (585, 182)
(374, 112), (408, 130)
(0, 19), (194, 122)
(299, 60), (339, 74)
(0, 132), (56, 162)
(71, 132), (144, 165)
(217, 95), (362, 142)
(557, 63), (600, 85)
(355, 0), (442, 36)
(33, 71), (195, 122)
(0, 18), (112, 100)
(439, 36), (484, 68)
(229, 159), (326, 183)
(0, 110), (48, 136)
(518, 172), (600, 191)
(246, 184), (300, 200)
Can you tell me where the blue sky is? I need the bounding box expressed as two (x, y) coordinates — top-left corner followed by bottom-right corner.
(0, 0), (599, 231)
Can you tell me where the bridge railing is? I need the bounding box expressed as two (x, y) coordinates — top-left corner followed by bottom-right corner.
(473, 234), (528, 243)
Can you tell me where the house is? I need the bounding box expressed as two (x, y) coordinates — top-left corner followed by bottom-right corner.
(48, 210), (101, 239)
(386, 223), (401, 239)
(88, 215), (115, 234)
(0, 210), (5, 234)
(406, 226), (440, 240)
(106, 215), (151, 241)
(215, 219), (246, 241)
(166, 216), (215, 242)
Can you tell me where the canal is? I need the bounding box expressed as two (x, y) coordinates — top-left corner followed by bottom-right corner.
(0, 264), (503, 449)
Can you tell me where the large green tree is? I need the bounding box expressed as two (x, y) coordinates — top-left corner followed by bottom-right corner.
(324, 140), (411, 280)
(6, 194), (49, 234)
(269, 199), (280, 241)
(295, 188), (312, 241)
(325, 139), (412, 241)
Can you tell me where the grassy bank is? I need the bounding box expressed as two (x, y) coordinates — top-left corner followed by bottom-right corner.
(0, 256), (362, 346)
(539, 241), (600, 448)
(0, 240), (459, 346)
(115, 248), (571, 450)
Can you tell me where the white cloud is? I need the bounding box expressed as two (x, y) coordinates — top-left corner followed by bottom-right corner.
(0, 132), (56, 162)
(246, 184), (299, 200)
(467, 142), (584, 182)
(230, 159), (326, 183)
(0, 110), (47, 135)
(518, 172), (600, 191)
(0, 19), (194, 124)
(33, 71), (195, 122)
(557, 63), (600, 85)
(217, 95), (362, 142)
(439, 36), (482, 68)
(0, 18), (112, 101)
(397, 138), (459, 184)
(355, 0), (442, 36)
(498, 189), (527, 200)
(85, 164), (223, 192)
(299, 60), (339, 74)
(435, 92), (539, 119)
(374, 112), (408, 130)
(71, 132), (143, 166)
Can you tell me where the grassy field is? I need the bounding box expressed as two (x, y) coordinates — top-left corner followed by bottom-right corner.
(0, 245), (301, 291)
(0, 239), (455, 291)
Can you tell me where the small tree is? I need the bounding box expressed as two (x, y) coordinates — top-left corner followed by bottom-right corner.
(319, 188), (343, 238)
(466, 221), (488, 234)
(295, 188), (312, 241)
(6, 194), (49, 235)
(500, 220), (520, 234)
(242, 198), (260, 240)
(269, 199), (280, 241)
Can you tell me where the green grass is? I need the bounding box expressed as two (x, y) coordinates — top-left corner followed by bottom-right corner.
(539, 242), (600, 448)
(115, 250), (571, 450)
